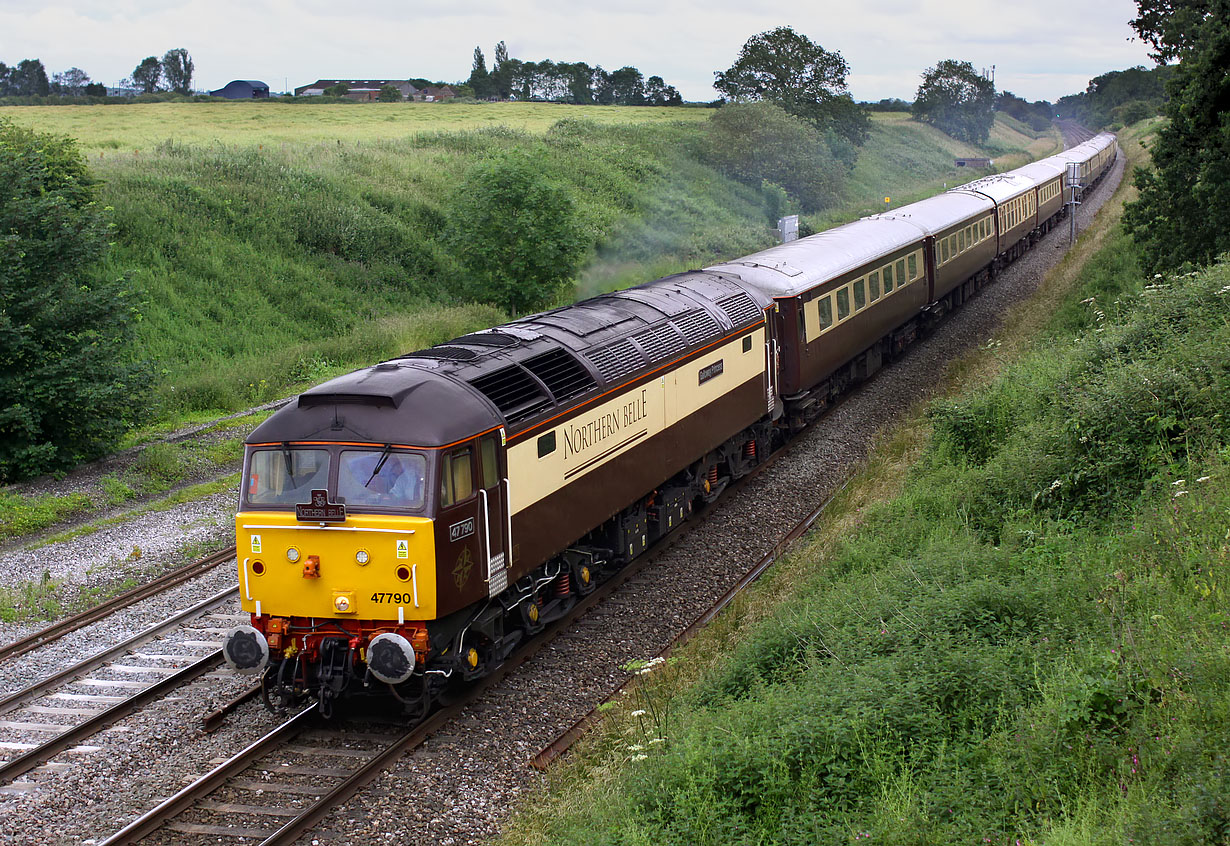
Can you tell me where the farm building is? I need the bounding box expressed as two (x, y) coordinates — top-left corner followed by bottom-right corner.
(294, 79), (419, 101)
(210, 80), (271, 99)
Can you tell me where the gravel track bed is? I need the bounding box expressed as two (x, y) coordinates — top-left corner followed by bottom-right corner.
(0, 151), (1121, 846)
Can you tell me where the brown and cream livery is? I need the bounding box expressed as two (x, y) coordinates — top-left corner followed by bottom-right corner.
(225, 132), (1117, 715)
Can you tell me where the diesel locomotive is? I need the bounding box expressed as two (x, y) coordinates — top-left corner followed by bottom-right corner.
(224, 132), (1118, 716)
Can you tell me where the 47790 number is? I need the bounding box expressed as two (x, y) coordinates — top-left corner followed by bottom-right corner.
(370, 592), (414, 604)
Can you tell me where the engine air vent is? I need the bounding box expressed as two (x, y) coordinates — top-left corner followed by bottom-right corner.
(468, 366), (551, 423)
(586, 340), (644, 384)
(673, 310), (722, 346)
(522, 348), (596, 403)
(631, 323), (686, 362)
(716, 293), (763, 328)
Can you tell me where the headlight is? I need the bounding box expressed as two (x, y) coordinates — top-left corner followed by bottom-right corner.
(355, 549), (370, 565)
(334, 593), (353, 613)
(286, 546), (300, 563)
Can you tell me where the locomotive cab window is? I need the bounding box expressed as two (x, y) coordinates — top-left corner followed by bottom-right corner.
(246, 448), (331, 505)
(439, 447), (475, 508)
(338, 449), (426, 509)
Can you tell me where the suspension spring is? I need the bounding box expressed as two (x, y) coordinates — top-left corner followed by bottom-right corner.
(743, 439), (757, 460)
(707, 464), (719, 486)
(556, 572), (571, 597)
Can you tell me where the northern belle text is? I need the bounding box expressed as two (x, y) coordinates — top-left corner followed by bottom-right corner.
(562, 389), (649, 461)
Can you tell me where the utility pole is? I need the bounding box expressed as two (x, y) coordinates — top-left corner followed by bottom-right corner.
(1066, 161), (1082, 245)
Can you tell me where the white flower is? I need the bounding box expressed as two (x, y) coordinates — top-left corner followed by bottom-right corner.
(1174, 490), (1189, 498)
(1197, 476), (1212, 483)
(1172, 479), (1186, 486)
(649, 738), (665, 745)
(628, 744), (644, 752)
(632, 754), (648, 761)
(631, 710), (646, 717)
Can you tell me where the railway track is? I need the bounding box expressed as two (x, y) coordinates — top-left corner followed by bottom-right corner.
(0, 584), (241, 792)
(0, 546), (237, 665)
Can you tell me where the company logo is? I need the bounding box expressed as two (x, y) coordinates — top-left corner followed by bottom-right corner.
(453, 547), (474, 590)
(449, 516), (475, 543)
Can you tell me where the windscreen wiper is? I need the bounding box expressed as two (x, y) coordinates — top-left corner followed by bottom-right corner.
(364, 444), (393, 488)
(281, 442), (295, 481)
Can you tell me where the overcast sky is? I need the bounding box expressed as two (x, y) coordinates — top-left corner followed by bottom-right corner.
(0, 0), (1156, 103)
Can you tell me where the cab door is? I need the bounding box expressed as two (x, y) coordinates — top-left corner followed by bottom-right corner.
(436, 443), (484, 615)
(477, 432), (509, 597)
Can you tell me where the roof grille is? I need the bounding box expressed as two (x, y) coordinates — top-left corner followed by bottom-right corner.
(673, 310), (722, 346)
(522, 348), (596, 403)
(716, 293), (762, 327)
(454, 331), (519, 347)
(468, 366), (550, 423)
(632, 323), (686, 362)
(586, 340), (644, 383)
(397, 346), (478, 361)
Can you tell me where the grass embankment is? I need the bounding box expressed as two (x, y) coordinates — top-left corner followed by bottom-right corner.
(507, 125), (1230, 844)
(4, 104), (1036, 425)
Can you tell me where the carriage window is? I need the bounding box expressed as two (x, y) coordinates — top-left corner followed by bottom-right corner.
(894, 260), (904, 289)
(853, 279), (866, 310)
(818, 296), (833, 329)
(941, 239), (950, 263)
(338, 449), (426, 509)
(883, 263), (894, 289)
(958, 230), (966, 251)
(908, 254), (918, 280)
(836, 288), (850, 320)
(246, 448), (331, 505)
(868, 271), (880, 301)
(480, 436), (499, 489)
(439, 448), (474, 507)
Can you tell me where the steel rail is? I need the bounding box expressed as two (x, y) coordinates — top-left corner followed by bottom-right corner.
(98, 704), (319, 846)
(0, 545), (237, 665)
(0, 584), (237, 717)
(0, 650), (225, 785)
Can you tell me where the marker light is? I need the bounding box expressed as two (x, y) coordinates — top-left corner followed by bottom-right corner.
(286, 547), (300, 563)
(355, 549), (370, 565)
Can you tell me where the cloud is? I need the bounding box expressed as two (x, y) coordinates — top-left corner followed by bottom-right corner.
(1, 0), (1154, 101)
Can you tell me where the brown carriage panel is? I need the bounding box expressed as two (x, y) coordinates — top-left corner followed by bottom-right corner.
(507, 376), (766, 572)
(932, 213), (997, 300)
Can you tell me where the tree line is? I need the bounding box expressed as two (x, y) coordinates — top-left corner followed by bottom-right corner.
(0, 48), (194, 99)
(465, 42), (682, 105)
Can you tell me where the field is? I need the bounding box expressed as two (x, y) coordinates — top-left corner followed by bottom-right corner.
(0, 102), (1051, 432)
(0, 101), (709, 151)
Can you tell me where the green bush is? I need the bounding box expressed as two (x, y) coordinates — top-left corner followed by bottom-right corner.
(0, 119), (151, 481)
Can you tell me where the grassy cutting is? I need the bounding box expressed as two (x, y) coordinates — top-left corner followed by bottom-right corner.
(502, 123), (1230, 845)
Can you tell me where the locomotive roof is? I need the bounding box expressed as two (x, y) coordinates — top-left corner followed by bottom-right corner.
(248, 271), (771, 446)
(705, 215), (929, 298)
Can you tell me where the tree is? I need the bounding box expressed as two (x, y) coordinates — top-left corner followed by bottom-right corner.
(715, 26), (869, 144)
(52, 67), (91, 96)
(491, 41), (512, 99)
(0, 119), (151, 481)
(84, 82), (106, 97)
(444, 152), (588, 316)
(1122, 0), (1230, 272)
(323, 82), (349, 97)
(378, 84), (402, 102)
(132, 56), (162, 93)
(2, 59), (50, 97)
(912, 59), (996, 143)
(161, 48), (194, 95)
(701, 101), (845, 212)
(468, 46), (493, 99)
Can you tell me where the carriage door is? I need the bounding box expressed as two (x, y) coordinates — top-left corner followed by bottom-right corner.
(764, 305), (780, 416)
(478, 433), (508, 598)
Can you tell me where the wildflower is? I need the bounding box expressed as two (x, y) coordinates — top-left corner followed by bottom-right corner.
(628, 744), (644, 752)
(1049, 479), (1062, 491)
(1174, 490), (1188, 498)
(648, 738), (665, 745)
(632, 753), (648, 761)
(1172, 479), (1185, 486)
(631, 709), (646, 718)
(1197, 476), (1211, 483)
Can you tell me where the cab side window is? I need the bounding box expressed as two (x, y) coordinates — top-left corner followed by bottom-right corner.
(480, 436), (499, 489)
(439, 447), (475, 507)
